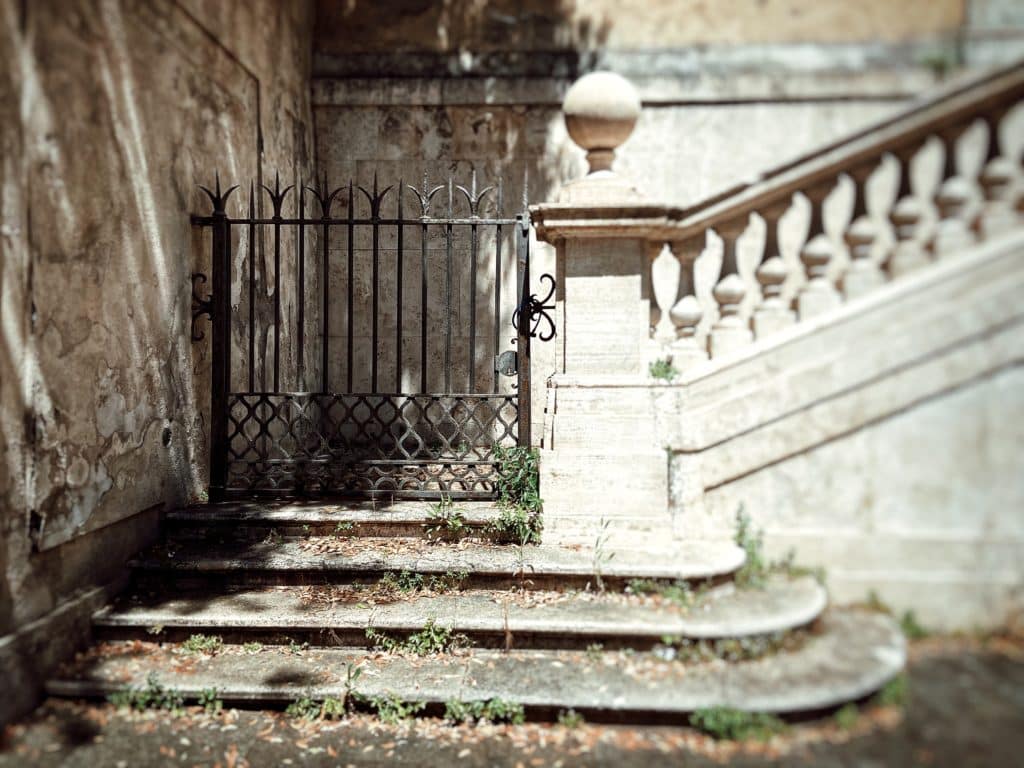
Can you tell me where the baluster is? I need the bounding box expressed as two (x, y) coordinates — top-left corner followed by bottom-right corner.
(668, 236), (708, 370)
(649, 242), (672, 343)
(797, 182), (840, 320)
(709, 219), (752, 358)
(842, 162), (884, 300)
(887, 146), (927, 278)
(930, 125), (975, 258)
(752, 201), (794, 338)
(975, 110), (1018, 238)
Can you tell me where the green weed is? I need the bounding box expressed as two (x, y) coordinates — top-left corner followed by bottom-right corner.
(488, 446), (543, 545)
(367, 693), (425, 725)
(444, 697), (525, 725)
(197, 687), (223, 715)
(689, 707), (786, 741)
(366, 619), (470, 656)
(874, 674), (909, 708)
(649, 357), (679, 382)
(557, 708), (585, 728)
(834, 702), (859, 730)
(107, 673), (184, 713)
(180, 634), (223, 655)
(424, 496), (469, 542)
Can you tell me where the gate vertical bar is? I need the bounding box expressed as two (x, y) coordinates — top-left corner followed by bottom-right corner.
(515, 213), (531, 447)
(468, 214), (478, 392)
(247, 183), (255, 392)
(492, 180), (503, 393)
(396, 182), (404, 393)
(209, 189), (232, 502)
(371, 174), (380, 393)
(420, 214), (428, 393)
(272, 185), (281, 392)
(297, 184), (305, 390)
(444, 178), (453, 393)
(346, 182), (354, 392)
(321, 184), (331, 392)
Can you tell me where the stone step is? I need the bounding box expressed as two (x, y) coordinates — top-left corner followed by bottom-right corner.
(46, 609), (905, 723)
(164, 501), (504, 540)
(129, 538), (746, 591)
(93, 575), (825, 650)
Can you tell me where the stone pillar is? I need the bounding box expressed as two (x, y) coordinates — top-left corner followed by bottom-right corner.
(531, 72), (675, 552)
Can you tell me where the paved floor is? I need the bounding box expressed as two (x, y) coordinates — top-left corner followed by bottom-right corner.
(2, 635), (1022, 768)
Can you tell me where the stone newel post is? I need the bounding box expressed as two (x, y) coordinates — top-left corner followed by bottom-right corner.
(531, 73), (678, 551)
(533, 72), (673, 379)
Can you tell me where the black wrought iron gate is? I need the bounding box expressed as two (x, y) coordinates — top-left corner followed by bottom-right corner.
(192, 170), (539, 501)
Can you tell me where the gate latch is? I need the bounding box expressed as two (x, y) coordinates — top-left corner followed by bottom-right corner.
(494, 350), (518, 377)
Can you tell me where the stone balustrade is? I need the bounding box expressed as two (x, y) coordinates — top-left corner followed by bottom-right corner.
(533, 63), (1024, 381)
(650, 62), (1024, 368)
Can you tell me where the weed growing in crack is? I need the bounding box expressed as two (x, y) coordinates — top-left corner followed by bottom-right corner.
(285, 666), (362, 721)
(108, 673), (184, 713)
(488, 446), (543, 545)
(242, 642), (263, 654)
(834, 702), (859, 730)
(689, 707), (786, 741)
(377, 569), (468, 595)
(424, 495), (469, 542)
(428, 569), (469, 593)
(655, 631), (802, 663)
(366, 619), (470, 655)
(584, 642), (604, 662)
(734, 506), (767, 588)
(180, 634), (223, 655)
(287, 640), (310, 656)
(444, 697), (526, 725)
(733, 506), (826, 588)
(874, 674), (909, 708)
(626, 578), (705, 609)
(365, 693), (425, 725)
(197, 687), (223, 715)
(285, 696), (322, 720)
(379, 570), (425, 593)
(900, 611), (929, 640)
(648, 357), (679, 382)
(557, 708), (585, 728)
(334, 521), (355, 536)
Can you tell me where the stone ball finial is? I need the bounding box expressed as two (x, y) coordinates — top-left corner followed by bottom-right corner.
(563, 71), (641, 174)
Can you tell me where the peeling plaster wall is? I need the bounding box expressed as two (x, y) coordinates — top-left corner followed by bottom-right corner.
(0, 0), (313, 642)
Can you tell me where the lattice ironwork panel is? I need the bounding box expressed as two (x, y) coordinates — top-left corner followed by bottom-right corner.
(224, 393), (518, 498)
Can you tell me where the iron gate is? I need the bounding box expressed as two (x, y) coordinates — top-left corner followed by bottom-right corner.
(192, 170), (542, 500)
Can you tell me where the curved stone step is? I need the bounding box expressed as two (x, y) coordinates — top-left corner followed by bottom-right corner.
(47, 609), (905, 721)
(94, 576), (826, 649)
(165, 501), (502, 540)
(129, 538), (746, 590)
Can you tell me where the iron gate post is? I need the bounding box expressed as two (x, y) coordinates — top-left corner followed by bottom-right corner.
(208, 194), (231, 502)
(516, 213), (532, 447)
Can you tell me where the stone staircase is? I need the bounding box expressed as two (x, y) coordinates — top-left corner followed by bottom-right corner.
(45, 501), (904, 723)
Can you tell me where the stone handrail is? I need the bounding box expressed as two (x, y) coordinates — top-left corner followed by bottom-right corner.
(658, 59), (1024, 365)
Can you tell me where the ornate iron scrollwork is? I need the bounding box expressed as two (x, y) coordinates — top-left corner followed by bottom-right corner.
(513, 273), (556, 342)
(191, 272), (212, 341)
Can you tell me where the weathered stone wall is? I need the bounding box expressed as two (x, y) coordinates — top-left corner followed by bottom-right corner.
(0, 0), (314, 719)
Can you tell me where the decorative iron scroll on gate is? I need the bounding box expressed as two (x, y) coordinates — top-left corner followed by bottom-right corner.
(191, 170), (547, 501)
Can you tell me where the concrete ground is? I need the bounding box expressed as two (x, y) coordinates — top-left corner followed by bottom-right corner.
(2, 634), (1021, 768)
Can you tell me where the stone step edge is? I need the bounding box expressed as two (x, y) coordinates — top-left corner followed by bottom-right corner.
(45, 610), (906, 718)
(165, 503), (503, 527)
(128, 542), (746, 582)
(93, 577), (826, 641)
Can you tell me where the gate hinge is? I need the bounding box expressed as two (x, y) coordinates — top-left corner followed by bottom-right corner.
(494, 350), (518, 377)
